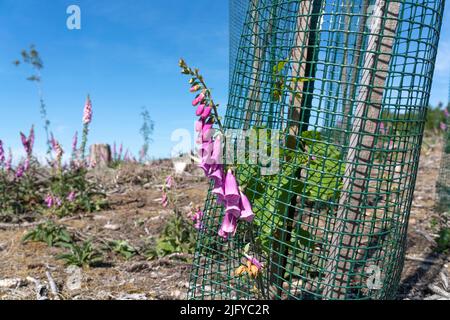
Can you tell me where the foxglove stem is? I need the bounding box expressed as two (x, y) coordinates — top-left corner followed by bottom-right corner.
(5, 149), (12, 172)
(197, 83), (223, 133)
(71, 131), (78, 161)
(80, 95), (92, 163)
(80, 123), (89, 162)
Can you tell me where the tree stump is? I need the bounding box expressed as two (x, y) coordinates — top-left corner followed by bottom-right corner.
(89, 144), (112, 168)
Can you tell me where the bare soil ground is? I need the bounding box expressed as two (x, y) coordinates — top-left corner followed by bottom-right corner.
(0, 138), (448, 300)
(0, 164), (208, 300)
(397, 137), (449, 300)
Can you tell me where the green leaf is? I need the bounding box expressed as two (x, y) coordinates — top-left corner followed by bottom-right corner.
(301, 130), (321, 144)
(273, 59), (288, 74)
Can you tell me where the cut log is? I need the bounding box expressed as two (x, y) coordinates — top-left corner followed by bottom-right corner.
(89, 144), (112, 168)
(322, 0), (400, 299)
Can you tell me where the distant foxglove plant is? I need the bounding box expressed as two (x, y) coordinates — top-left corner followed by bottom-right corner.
(80, 95), (92, 162)
(0, 140), (5, 166)
(13, 46), (53, 155)
(139, 106), (154, 163)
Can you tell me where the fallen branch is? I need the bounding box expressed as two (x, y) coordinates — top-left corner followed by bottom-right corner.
(405, 255), (439, 265)
(45, 270), (60, 300)
(413, 228), (437, 246)
(428, 284), (450, 299)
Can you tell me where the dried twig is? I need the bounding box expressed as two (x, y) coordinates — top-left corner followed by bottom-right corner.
(45, 270), (60, 300)
(428, 284), (450, 298)
(405, 255), (439, 265)
(414, 228), (438, 246)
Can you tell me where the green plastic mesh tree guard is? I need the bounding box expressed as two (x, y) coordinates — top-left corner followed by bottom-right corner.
(229, 0), (248, 85)
(188, 0), (445, 300)
(436, 105), (450, 213)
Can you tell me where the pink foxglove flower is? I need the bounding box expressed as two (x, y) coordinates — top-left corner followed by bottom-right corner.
(20, 126), (34, 157)
(29, 125), (35, 152)
(191, 208), (204, 230)
(50, 133), (57, 151)
(200, 123), (214, 144)
(225, 204), (241, 218)
(190, 85), (201, 93)
(210, 135), (222, 165)
(195, 104), (205, 116)
(0, 140), (4, 165)
(165, 175), (174, 189)
(161, 192), (169, 208)
(224, 169), (240, 205)
(186, 69), (256, 239)
(200, 106), (212, 120)
(239, 190), (255, 222)
(444, 108), (449, 118)
(218, 211), (238, 238)
(20, 132), (28, 152)
(24, 158), (30, 172)
(199, 140), (214, 164)
(45, 195), (54, 208)
(5, 149), (12, 172)
(83, 95), (93, 124)
(192, 92), (205, 106)
(72, 131), (78, 153)
(244, 254), (263, 277)
(198, 161), (212, 177)
(195, 120), (203, 133)
(218, 228), (228, 239)
(212, 182), (225, 200)
(440, 122), (448, 131)
(54, 140), (64, 162)
(245, 254), (263, 270)
(15, 163), (25, 179)
(209, 166), (224, 185)
(55, 197), (62, 207)
(67, 191), (77, 202)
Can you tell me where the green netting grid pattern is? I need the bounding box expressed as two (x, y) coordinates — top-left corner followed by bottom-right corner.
(189, 0), (445, 300)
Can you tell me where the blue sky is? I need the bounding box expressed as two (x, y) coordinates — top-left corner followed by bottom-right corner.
(0, 1), (449, 160)
(0, 0), (229, 160)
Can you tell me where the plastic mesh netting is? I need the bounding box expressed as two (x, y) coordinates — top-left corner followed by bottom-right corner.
(189, 0), (445, 300)
(230, 0), (249, 85)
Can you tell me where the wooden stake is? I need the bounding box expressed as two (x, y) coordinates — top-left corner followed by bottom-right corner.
(287, 0), (314, 138)
(287, 0), (322, 139)
(243, 0), (263, 130)
(322, 0), (400, 299)
(269, 0), (322, 298)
